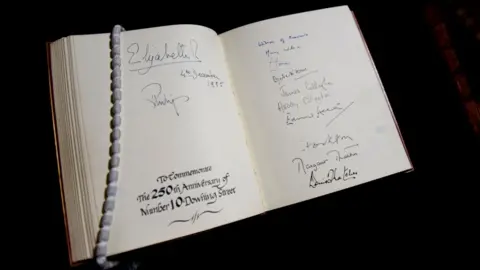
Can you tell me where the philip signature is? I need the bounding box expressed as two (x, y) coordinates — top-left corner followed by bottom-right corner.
(140, 82), (190, 116)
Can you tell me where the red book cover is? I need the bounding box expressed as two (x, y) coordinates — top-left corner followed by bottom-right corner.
(425, 1), (480, 140)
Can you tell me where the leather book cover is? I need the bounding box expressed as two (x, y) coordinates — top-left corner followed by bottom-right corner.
(425, 1), (480, 141)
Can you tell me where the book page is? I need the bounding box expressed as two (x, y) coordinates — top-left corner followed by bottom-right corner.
(220, 6), (412, 210)
(72, 24), (264, 257)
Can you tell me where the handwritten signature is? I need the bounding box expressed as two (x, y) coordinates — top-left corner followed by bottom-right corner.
(316, 103), (343, 118)
(285, 103), (344, 126)
(168, 208), (223, 226)
(269, 56), (291, 71)
(257, 33), (308, 47)
(280, 85), (301, 97)
(286, 112), (314, 125)
(280, 33), (309, 43)
(284, 45), (301, 51)
(292, 157), (328, 175)
(272, 68), (308, 84)
(140, 83), (189, 116)
(278, 101), (299, 113)
(327, 144), (359, 161)
(127, 39), (201, 75)
(309, 166), (358, 188)
(302, 92), (331, 105)
(305, 77), (333, 91)
(303, 133), (354, 151)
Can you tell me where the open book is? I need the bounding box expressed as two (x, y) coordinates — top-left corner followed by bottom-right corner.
(48, 5), (412, 265)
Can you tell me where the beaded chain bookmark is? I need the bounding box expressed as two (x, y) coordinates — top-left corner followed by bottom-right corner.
(95, 24), (125, 270)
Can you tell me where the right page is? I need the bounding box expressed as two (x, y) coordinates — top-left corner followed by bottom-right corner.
(221, 5), (412, 210)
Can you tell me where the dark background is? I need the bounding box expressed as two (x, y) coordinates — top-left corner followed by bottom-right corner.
(23, 1), (480, 269)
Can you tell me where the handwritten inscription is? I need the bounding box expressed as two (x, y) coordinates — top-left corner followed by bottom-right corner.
(292, 157), (328, 174)
(284, 45), (301, 51)
(136, 166), (236, 226)
(302, 92), (330, 105)
(272, 68), (308, 84)
(127, 39), (201, 75)
(292, 133), (360, 188)
(180, 68), (224, 88)
(269, 57), (291, 70)
(286, 112), (314, 125)
(257, 33), (308, 47)
(282, 33), (309, 41)
(255, 33), (349, 127)
(258, 40), (275, 47)
(278, 101), (299, 113)
(255, 32), (364, 190)
(309, 166), (358, 188)
(285, 103), (344, 125)
(327, 144), (359, 161)
(140, 83), (190, 116)
(180, 68), (220, 80)
(316, 103), (343, 117)
(305, 77), (333, 91)
(303, 133), (354, 151)
(280, 85), (301, 97)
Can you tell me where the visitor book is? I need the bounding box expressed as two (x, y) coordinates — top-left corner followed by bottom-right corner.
(47, 5), (412, 266)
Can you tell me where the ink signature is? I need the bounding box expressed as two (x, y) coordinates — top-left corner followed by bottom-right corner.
(303, 133), (354, 151)
(309, 166), (358, 188)
(292, 157), (328, 175)
(327, 144), (359, 161)
(140, 83), (190, 116)
(127, 39), (201, 75)
(304, 77), (333, 91)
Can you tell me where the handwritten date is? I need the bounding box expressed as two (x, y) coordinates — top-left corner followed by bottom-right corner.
(180, 68), (221, 81)
(207, 81), (224, 88)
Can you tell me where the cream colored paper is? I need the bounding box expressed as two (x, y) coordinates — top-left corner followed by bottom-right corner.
(72, 25), (264, 257)
(221, 6), (411, 210)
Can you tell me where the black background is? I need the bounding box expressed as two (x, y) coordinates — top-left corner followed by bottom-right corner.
(19, 1), (480, 269)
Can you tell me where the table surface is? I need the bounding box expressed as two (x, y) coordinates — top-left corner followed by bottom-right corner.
(28, 1), (480, 269)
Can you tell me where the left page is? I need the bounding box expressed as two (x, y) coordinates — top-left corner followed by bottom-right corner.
(72, 24), (264, 257)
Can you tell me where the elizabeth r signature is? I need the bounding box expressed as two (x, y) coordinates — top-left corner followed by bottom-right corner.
(127, 39), (201, 75)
